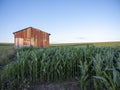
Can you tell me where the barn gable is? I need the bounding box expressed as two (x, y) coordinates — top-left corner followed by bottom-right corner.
(13, 27), (50, 48)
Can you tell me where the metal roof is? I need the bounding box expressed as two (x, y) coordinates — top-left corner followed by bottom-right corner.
(13, 27), (50, 35)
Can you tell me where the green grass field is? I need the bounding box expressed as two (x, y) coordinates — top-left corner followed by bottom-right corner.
(0, 41), (120, 47)
(0, 41), (120, 90)
(50, 41), (120, 47)
(0, 46), (15, 70)
(0, 43), (14, 46)
(0, 41), (120, 67)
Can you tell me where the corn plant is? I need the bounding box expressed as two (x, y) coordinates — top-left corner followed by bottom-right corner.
(78, 60), (92, 90)
(0, 46), (120, 90)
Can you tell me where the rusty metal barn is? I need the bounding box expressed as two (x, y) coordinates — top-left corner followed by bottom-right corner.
(13, 27), (50, 48)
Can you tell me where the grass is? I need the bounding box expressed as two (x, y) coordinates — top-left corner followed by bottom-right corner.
(0, 42), (120, 90)
(0, 42), (14, 67)
(50, 41), (120, 47)
(0, 46), (120, 90)
(0, 46), (15, 68)
(0, 43), (14, 46)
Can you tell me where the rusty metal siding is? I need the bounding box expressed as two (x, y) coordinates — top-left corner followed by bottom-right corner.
(46, 33), (50, 47)
(14, 27), (50, 48)
(42, 32), (49, 47)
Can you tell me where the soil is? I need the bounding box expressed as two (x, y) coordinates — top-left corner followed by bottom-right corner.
(27, 81), (80, 90)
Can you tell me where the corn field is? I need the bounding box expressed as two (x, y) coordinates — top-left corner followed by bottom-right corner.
(0, 46), (120, 90)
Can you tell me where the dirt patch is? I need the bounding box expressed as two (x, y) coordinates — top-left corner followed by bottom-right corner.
(27, 81), (80, 90)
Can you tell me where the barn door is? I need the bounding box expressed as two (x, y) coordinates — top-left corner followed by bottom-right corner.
(26, 40), (30, 46)
(30, 38), (34, 46)
(19, 38), (23, 47)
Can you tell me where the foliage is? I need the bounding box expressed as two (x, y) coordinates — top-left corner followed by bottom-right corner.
(0, 46), (15, 68)
(0, 46), (120, 90)
(50, 41), (120, 47)
(0, 43), (14, 46)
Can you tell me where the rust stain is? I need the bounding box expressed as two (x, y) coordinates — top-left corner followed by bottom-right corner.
(13, 27), (50, 48)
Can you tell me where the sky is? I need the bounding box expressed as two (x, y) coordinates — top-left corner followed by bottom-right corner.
(0, 0), (120, 43)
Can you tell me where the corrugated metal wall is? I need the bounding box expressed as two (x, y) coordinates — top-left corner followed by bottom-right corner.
(14, 27), (50, 48)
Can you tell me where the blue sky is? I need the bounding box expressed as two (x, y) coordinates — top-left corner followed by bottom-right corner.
(0, 0), (120, 43)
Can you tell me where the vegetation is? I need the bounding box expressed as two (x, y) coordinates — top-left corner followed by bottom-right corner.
(51, 41), (120, 47)
(0, 46), (15, 69)
(0, 46), (120, 90)
(0, 43), (14, 46)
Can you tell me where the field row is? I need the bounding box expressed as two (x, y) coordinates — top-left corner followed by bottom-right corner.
(0, 46), (120, 90)
(0, 41), (120, 47)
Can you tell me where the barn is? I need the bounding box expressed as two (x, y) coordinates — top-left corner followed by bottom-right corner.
(13, 27), (50, 48)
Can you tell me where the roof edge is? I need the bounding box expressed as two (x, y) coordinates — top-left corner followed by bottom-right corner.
(31, 27), (51, 35)
(13, 27), (50, 35)
(13, 27), (32, 34)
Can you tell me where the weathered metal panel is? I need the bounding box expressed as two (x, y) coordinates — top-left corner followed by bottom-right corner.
(13, 27), (50, 48)
(27, 28), (31, 39)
